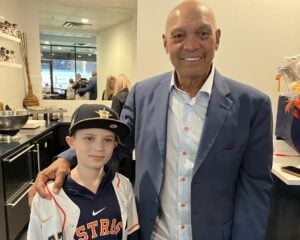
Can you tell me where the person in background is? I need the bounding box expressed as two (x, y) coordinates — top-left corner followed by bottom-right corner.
(27, 104), (139, 239)
(76, 70), (98, 100)
(72, 73), (82, 90)
(72, 73), (89, 100)
(102, 75), (116, 100)
(66, 78), (75, 100)
(111, 73), (131, 116)
(31, 1), (273, 239)
(42, 83), (50, 94)
(111, 73), (134, 183)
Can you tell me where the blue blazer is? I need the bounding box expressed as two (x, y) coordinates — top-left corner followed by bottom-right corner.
(121, 70), (273, 240)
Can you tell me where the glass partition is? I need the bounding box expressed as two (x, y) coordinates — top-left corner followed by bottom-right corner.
(40, 44), (97, 99)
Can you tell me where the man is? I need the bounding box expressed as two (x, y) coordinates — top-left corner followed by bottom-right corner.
(76, 71), (98, 100)
(33, 1), (273, 239)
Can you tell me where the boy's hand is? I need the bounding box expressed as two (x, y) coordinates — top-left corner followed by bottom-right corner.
(28, 158), (71, 207)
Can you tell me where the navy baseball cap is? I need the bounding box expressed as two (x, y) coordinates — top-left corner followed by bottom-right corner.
(69, 104), (130, 142)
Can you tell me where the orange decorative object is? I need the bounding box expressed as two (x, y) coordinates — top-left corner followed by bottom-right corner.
(275, 74), (281, 92)
(276, 54), (300, 118)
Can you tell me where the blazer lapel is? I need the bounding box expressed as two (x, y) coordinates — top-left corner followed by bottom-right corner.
(153, 73), (172, 161)
(193, 71), (234, 175)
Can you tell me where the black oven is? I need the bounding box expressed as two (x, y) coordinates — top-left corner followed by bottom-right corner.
(2, 144), (35, 240)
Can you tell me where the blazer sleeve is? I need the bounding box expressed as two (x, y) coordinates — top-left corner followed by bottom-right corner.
(56, 148), (77, 166)
(231, 96), (273, 239)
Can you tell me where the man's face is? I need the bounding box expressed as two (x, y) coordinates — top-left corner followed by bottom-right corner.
(163, 6), (220, 81)
(66, 128), (117, 170)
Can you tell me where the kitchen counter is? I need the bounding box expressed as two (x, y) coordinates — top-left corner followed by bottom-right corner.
(0, 118), (71, 240)
(272, 140), (300, 185)
(0, 118), (70, 159)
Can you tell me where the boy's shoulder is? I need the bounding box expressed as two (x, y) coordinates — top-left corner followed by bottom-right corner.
(114, 172), (131, 184)
(113, 172), (133, 191)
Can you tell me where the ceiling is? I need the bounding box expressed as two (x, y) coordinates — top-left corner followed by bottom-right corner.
(28, 0), (137, 47)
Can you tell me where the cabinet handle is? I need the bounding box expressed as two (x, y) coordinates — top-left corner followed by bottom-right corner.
(36, 143), (41, 172)
(6, 180), (34, 207)
(3, 144), (35, 163)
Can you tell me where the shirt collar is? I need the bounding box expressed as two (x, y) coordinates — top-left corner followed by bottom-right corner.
(170, 64), (215, 96)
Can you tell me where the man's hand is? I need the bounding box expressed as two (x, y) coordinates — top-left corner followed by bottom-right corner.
(28, 158), (71, 207)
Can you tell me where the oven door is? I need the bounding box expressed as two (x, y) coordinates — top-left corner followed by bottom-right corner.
(3, 144), (35, 240)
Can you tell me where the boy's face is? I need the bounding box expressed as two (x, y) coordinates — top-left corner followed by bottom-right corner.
(66, 128), (117, 170)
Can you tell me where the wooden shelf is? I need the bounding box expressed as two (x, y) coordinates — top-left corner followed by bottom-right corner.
(0, 32), (21, 43)
(0, 62), (22, 68)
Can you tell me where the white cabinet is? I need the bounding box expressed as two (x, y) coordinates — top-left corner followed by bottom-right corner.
(0, 32), (21, 43)
(0, 31), (22, 68)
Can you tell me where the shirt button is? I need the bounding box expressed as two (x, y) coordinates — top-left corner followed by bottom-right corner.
(181, 203), (186, 207)
(182, 151), (187, 156)
(183, 126), (189, 131)
(181, 225), (185, 229)
(180, 177), (186, 182)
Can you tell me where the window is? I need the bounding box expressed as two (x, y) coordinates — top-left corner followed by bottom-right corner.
(40, 44), (97, 99)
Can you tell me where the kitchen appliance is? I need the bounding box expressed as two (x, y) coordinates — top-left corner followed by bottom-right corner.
(3, 143), (35, 239)
(0, 110), (29, 142)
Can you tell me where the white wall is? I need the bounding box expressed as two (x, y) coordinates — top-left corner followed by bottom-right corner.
(136, 0), (300, 124)
(0, 0), (41, 109)
(97, 18), (136, 97)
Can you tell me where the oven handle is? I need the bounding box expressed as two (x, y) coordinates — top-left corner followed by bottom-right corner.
(3, 144), (35, 163)
(6, 180), (34, 207)
(35, 143), (41, 172)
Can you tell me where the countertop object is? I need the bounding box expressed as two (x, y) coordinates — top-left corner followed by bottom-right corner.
(26, 106), (67, 122)
(0, 110), (29, 141)
(22, 119), (45, 129)
(272, 139), (300, 185)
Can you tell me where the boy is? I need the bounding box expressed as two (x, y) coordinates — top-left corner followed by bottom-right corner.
(27, 104), (139, 239)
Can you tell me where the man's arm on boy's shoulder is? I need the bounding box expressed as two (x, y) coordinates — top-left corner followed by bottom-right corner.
(56, 148), (77, 165)
(28, 148), (75, 206)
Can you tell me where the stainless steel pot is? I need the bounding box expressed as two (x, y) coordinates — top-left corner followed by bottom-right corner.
(0, 110), (29, 136)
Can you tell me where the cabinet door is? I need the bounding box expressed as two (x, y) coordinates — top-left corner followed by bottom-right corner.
(53, 124), (69, 154)
(34, 131), (54, 176)
(2, 144), (35, 240)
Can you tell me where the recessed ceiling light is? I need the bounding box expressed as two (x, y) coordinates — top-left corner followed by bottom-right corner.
(45, 41), (50, 44)
(81, 18), (89, 23)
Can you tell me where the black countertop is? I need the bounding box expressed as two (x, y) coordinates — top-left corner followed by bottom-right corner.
(0, 119), (70, 159)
